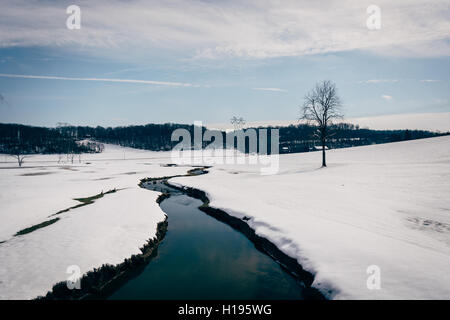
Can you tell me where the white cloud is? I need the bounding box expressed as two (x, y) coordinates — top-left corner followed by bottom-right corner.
(0, 73), (198, 87)
(207, 112), (450, 132)
(381, 95), (393, 100)
(252, 87), (287, 92)
(347, 112), (450, 132)
(421, 79), (440, 82)
(0, 0), (449, 59)
(363, 79), (399, 84)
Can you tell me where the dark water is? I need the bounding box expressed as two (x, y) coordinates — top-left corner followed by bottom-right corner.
(108, 181), (303, 300)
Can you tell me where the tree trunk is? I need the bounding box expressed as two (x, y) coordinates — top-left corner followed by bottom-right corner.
(322, 139), (326, 167)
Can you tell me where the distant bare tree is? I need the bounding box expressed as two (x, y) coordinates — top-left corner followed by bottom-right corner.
(57, 122), (78, 164)
(230, 116), (246, 131)
(9, 128), (27, 167)
(11, 153), (26, 167)
(300, 80), (343, 167)
(67, 152), (75, 164)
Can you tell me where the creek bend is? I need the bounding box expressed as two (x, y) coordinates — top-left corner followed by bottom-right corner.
(108, 169), (321, 300)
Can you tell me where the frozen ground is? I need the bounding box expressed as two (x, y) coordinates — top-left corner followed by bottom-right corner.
(0, 144), (188, 299)
(1, 137), (449, 299)
(172, 136), (450, 299)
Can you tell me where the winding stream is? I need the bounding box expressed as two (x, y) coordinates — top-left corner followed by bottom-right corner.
(108, 176), (307, 300)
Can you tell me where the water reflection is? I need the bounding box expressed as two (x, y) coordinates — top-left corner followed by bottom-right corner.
(109, 184), (303, 300)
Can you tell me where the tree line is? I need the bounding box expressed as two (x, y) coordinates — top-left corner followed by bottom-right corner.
(0, 123), (103, 166)
(0, 122), (447, 159)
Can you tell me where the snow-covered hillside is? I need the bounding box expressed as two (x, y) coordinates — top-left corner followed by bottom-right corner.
(1, 137), (449, 300)
(173, 136), (450, 299)
(0, 144), (187, 299)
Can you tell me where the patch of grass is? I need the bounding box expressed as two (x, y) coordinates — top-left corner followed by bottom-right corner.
(73, 189), (117, 204)
(20, 172), (54, 176)
(162, 163), (177, 167)
(14, 188), (122, 238)
(51, 189), (119, 217)
(187, 168), (209, 176)
(15, 218), (60, 236)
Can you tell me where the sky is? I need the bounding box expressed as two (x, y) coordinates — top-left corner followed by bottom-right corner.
(0, 0), (449, 129)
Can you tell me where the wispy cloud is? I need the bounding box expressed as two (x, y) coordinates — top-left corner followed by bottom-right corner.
(381, 95), (393, 100)
(252, 87), (287, 92)
(0, 0), (449, 59)
(421, 79), (440, 82)
(0, 73), (199, 87)
(363, 79), (399, 84)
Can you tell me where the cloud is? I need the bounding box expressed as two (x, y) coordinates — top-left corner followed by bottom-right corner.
(361, 79), (443, 84)
(381, 95), (393, 100)
(0, 73), (199, 87)
(0, 0), (449, 59)
(363, 79), (399, 84)
(207, 112), (450, 132)
(347, 112), (450, 132)
(252, 87), (287, 92)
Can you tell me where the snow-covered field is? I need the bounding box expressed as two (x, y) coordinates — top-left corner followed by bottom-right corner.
(172, 136), (450, 299)
(1, 137), (449, 300)
(0, 144), (188, 299)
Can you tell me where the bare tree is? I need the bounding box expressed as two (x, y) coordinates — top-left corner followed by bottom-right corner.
(230, 116), (246, 131)
(300, 80), (343, 167)
(11, 153), (26, 167)
(9, 128), (27, 167)
(67, 152), (75, 164)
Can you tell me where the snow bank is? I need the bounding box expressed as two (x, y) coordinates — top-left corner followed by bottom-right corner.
(0, 144), (186, 240)
(0, 188), (164, 299)
(0, 143), (188, 299)
(172, 136), (450, 299)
